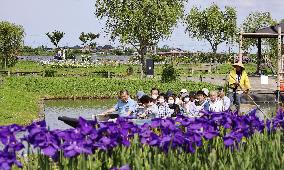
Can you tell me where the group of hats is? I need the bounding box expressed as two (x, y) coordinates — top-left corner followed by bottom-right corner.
(180, 88), (209, 99)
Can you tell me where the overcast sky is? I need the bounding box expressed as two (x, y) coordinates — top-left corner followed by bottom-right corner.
(0, 0), (283, 52)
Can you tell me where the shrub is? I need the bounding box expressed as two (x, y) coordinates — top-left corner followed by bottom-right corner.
(44, 69), (57, 77)
(161, 64), (177, 83)
(126, 66), (134, 76)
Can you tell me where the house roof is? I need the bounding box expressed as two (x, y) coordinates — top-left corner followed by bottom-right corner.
(243, 23), (284, 38)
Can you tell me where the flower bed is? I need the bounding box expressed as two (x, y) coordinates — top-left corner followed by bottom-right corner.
(2, 108), (284, 169)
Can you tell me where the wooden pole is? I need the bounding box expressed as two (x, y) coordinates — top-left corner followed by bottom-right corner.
(239, 29), (243, 63)
(257, 38), (262, 74)
(277, 27), (282, 103)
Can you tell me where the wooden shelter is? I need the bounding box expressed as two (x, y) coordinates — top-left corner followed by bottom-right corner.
(239, 23), (284, 103)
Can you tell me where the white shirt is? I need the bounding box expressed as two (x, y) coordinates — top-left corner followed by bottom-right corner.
(219, 96), (231, 111)
(209, 99), (223, 112)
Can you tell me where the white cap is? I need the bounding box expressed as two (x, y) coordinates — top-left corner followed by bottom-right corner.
(202, 88), (209, 96)
(180, 89), (188, 93)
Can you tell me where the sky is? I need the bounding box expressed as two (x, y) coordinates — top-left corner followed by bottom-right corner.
(0, 0), (283, 52)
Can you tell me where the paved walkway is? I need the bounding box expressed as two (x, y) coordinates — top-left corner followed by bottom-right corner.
(186, 75), (277, 92)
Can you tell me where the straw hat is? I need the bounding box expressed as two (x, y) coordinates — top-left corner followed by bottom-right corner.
(232, 62), (245, 69)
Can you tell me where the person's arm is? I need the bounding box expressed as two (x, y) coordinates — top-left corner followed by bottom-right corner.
(102, 108), (116, 115)
(243, 72), (251, 93)
(228, 71), (237, 89)
(204, 101), (210, 111)
(102, 103), (118, 115)
(224, 97), (231, 111)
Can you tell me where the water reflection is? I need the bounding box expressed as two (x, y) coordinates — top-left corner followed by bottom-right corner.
(44, 99), (116, 130)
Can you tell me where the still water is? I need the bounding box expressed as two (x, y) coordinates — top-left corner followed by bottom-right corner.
(44, 99), (116, 130)
(44, 99), (278, 130)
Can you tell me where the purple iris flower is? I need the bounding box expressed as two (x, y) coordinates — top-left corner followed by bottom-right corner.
(110, 164), (131, 170)
(0, 149), (22, 170)
(62, 141), (92, 158)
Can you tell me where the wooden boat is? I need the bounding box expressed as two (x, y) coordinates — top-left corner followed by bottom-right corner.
(58, 114), (120, 128)
(58, 114), (152, 128)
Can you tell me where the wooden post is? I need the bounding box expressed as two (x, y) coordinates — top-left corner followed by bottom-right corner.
(257, 38), (262, 74)
(238, 29), (243, 63)
(107, 71), (110, 78)
(277, 27), (282, 103)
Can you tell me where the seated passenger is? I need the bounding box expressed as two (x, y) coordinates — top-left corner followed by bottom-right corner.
(189, 91), (196, 102)
(195, 90), (209, 112)
(135, 91), (146, 117)
(166, 94), (181, 117)
(156, 95), (171, 118)
(102, 90), (136, 117)
(150, 88), (160, 104)
(137, 95), (159, 119)
(181, 93), (200, 117)
(202, 88), (210, 100)
(217, 87), (231, 111)
(208, 91), (223, 112)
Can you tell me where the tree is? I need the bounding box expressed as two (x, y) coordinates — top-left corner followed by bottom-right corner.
(95, 0), (187, 75)
(79, 32), (100, 52)
(46, 30), (65, 48)
(242, 12), (277, 74)
(184, 4), (237, 53)
(280, 19), (284, 23)
(0, 21), (24, 69)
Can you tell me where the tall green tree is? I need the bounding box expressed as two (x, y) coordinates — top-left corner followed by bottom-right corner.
(242, 11), (277, 74)
(184, 4), (237, 53)
(95, 0), (187, 75)
(0, 21), (24, 69)
(46, 30), (65, 48)
(79, 32), (100, 51)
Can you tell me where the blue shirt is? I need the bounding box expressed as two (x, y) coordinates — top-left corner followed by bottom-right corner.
(114, 98), (137, 117)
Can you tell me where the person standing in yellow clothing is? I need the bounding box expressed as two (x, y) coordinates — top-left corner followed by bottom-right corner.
(227, 62), (251, 111)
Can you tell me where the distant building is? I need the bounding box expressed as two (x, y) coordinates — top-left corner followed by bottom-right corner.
(70, 45), (82, 50)
(157, 49), (188, 57)
(102, 45), (114, 50)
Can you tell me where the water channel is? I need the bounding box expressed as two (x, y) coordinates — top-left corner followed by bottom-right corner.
(44, 99), (279, 130)
(44, 99), (116, 130)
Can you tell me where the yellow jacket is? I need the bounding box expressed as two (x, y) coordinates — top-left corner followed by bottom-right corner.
(228, 69), (251, 91)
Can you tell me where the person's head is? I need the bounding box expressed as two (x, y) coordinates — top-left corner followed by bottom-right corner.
(140, 95), (153, 107)
(119, 89), (129, 102)
(166, 90), (174, 97)
(217, 87), (225, 98)
(235, 65), (242, 72)
(196, 90), (206, 102)
(167, 94), (176, 105)
(151, 88), (160, 100)
(181, 93), (190, 103)
(157, 95), (166, 105)
(180, 89), (188, 96)
(202, 88), (209, 97)
(232, 62), (244, 72)
(189, 91), (196, 102)
(209, 91), (218, 102)
(136, 91), (145, 102)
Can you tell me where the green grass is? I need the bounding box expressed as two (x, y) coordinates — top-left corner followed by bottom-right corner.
(0, 77), (217, 126)
(0, 86), (39, 125)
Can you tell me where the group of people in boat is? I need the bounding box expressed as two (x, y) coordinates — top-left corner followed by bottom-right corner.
(102, 61), (251, 119)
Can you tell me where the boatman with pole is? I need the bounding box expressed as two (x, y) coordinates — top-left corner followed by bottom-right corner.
(228, 62), (251, 111)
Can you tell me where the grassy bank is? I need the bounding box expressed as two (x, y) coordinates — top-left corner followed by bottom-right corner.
(0, 77), (216, 125)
